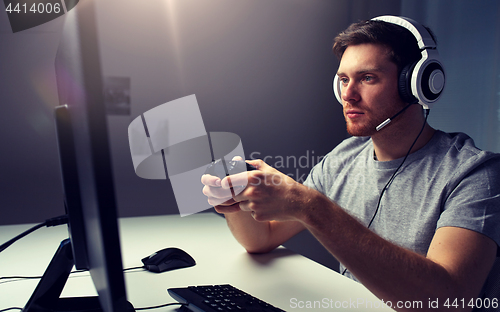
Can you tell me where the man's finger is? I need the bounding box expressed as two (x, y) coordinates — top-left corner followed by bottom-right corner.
(201, 174), (221, 187)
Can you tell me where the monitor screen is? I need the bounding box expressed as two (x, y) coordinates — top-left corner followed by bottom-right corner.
(24, 0), (134, 311)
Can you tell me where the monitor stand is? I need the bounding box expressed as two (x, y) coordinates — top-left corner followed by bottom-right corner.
(23, 238), (134, 312)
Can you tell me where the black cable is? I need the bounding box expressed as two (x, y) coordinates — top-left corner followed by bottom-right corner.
(0, 216), (184, 312)
(0, 302), (187, 312)
(367, 109), (430, 228)
(0, 299), (185, 311)
(0, 267), (144, 283)
(342, 109), (430, 276)
(135, 302), (186, 311)
(0, 223), (44, 254)
(0, 275), (42, 283)
(44, 215), (69, 227)
(0, 269), (91, 284)
(123, 266), (146, 272)
(0, 215), (68, 254)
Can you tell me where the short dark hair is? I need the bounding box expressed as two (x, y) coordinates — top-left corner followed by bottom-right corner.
(332, 19), (431, 73)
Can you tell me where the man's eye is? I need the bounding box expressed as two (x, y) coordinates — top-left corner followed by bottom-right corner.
(340, 77), (349, 84)
(363, 76), (374, 82)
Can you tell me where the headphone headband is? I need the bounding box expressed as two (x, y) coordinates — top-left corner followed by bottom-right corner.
(371, 16), (436, 49)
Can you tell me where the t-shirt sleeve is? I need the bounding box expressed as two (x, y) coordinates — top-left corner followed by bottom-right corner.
(303, 154), (328, 194)
(437, 156), (500, 249)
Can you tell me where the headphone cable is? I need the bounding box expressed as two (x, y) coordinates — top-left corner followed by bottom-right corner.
(367, 109), (430, 228)
(342, 108), (430, 275)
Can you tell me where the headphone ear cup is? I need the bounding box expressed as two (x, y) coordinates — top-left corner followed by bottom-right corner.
(333, 75), (343, 104)
(419, 61), (445, 103)
(398, 63), (418, 104)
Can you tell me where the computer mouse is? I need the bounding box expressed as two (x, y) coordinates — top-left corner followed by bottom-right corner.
(141, 247), (196, 273)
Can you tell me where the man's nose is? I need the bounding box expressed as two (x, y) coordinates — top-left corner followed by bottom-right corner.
(342, 81), (360, 103)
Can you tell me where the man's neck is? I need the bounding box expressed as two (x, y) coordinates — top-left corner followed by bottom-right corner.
(371, 109), (435, 162)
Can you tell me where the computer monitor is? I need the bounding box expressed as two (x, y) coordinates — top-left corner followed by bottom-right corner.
(23, 1), (134, 311)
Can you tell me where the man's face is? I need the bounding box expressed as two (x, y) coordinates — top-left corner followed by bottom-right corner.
(336, 43), (406, 137)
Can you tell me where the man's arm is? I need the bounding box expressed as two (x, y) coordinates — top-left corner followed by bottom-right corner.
(222, 209), (305, 253)
(302, 193), (497, 311)
(226, 160), (497, 312)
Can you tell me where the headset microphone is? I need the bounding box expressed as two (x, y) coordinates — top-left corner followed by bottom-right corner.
(375, 103), (413, 131)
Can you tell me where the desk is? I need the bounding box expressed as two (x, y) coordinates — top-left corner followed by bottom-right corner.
(0, 213), (393, 311)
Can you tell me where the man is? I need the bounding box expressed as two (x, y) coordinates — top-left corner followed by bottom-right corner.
(202, 17), (500, 311)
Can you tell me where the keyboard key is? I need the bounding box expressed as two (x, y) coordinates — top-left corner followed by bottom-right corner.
(168, 284), (285, 312)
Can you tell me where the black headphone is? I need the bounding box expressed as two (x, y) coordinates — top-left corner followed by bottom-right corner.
(333, 15), (445, 109)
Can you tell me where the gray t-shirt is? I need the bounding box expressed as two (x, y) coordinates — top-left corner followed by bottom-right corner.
(304, 130), (500, 301)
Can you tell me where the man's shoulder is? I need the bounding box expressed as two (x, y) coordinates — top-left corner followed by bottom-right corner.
(430, 130), (500, 175)
(435, 130), (480, 154)
(433, 130), (497, 159)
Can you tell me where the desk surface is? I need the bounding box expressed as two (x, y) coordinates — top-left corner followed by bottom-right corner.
(0, 213), (393, 311)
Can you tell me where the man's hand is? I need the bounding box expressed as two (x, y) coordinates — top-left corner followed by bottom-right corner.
(201, 172), (242, 214)
(202, 157), (314, 222)
(201, 156), (253, 214)
(220, 159), (313, 223)
(201, 157), (308, 253)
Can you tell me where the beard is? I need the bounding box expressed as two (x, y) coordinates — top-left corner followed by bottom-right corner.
(344, 102), (407, 137)
(345, 118), (380, 137)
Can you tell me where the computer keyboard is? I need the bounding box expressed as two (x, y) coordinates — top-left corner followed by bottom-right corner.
(168, 284), (286, 312)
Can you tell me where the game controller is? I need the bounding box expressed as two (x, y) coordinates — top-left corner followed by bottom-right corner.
(204, 159), (257, 180)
